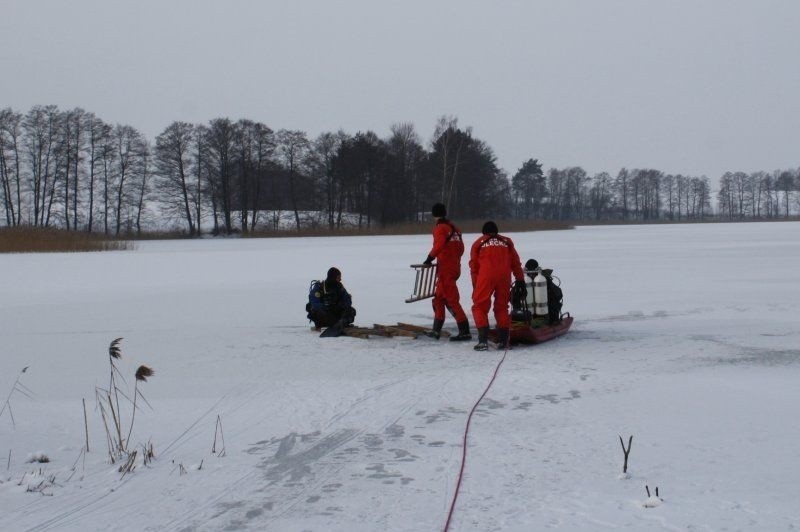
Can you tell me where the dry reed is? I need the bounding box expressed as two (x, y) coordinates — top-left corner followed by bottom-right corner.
(1, 366), (32, 428)
(126, 365), (155, 446)
(96, 338), (156, 463)
(0, 226), (132, 253)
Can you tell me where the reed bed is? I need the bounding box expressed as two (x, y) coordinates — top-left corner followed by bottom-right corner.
(0, 227), (132, 253)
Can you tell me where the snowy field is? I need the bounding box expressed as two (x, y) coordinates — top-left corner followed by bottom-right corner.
(1, 221), (799, 532)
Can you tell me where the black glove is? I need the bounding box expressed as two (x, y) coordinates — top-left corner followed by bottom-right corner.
(423, 255), (434, 265)
(513, 280), (527, 296)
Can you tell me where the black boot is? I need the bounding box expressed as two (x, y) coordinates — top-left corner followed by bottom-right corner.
(474, 327), (489, 351)
(449, 320), (472, 342)
(426, 318), (444, 340)
(496, 328), (510, 350)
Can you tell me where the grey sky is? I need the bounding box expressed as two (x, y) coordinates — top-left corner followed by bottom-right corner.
(2, 0), (799, 179)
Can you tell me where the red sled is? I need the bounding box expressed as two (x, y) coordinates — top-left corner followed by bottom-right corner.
(490, 313), (573, 345)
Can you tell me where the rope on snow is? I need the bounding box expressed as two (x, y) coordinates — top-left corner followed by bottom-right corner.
(443, 345), (510, 531)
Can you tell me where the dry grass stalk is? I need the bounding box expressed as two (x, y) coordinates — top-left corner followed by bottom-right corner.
(25, 474), (57, 496)
(141, 441), (155, 466)
(126, 365), (155, 448)
(619, 434), (633, 474)
(82, 398), (89, 453)
(95, 390), (117, 463)
(18, 469), (57, 496)
(106, 338), (125, 452)
(0, 226), (132, 253)
(95, 339), (155, 462)
(107, 391), (124, 453)
(1, 366), (33, 428)
(66, 447), (87, 482)
(119, 450), (138, 477)
(212, 415), (226, 456)
(645, 485), (662, 499)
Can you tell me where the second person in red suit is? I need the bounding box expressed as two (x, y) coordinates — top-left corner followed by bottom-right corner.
(469, 221), (526, 351)
(423, 203), (472, 341)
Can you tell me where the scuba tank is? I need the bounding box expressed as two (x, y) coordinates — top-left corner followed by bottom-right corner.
(533, 269), (548, 317)
(525, 279), (534, 307)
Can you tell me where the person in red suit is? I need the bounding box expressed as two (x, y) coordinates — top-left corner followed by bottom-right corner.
(422, 203), (472, 341)
(469, 221), (526, 351)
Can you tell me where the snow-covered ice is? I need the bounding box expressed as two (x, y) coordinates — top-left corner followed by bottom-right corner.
(1, 221), (799, 531)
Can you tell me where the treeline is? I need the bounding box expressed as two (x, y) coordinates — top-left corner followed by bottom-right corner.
(717, 170), (798, 219)
(512, 163), (717, 221)
(1, 105), (798, 235)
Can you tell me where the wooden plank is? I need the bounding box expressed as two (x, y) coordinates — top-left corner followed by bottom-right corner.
(373, 324), (418, 338)
(342, 332), (370, 339)
(340, 323), (457, 340)
(395, 322), (452, 337)
(341, 326), (389, 339)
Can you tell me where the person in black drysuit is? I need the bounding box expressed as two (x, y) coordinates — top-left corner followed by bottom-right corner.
(306, 267), (356, 331)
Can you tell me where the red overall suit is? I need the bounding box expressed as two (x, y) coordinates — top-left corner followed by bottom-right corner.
(469, 234), (524, 329)
(428, 219), (468, 323)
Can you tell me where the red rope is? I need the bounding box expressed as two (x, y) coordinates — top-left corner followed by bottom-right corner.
(443, 347), (509, 532)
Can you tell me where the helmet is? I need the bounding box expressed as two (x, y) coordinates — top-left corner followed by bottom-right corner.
(431, 203), (446, 218)
(326, 267), (341, 282)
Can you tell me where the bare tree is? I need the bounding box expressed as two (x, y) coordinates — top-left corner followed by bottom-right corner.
(589, 171), (613, 220)
(23, 105), (61, 226)
(565, 166), (589, 220)
(693, 176), (711, 218)
(205, 118), (236, 234)
(276, 129), (310, 230)
(59, 108), (87, 230)
(234, 119), (254, 232)
(432, 115), (468, 212)
(69, 108), (87, 229)
(776, 170), (795, 218)
(232, 120), (275, 232)
(98, 127), (117, 234)
(614, 168), (630, 220)
(193, 124), (209, 234)
(310, 131), (345, 229)
(155, 121), (197, 234)
(113, 124), (146, 235)
(387, 123), (424, 223)
(85, 114), (110, 232)
(717, 172), (733, 219)
(0, 108), (23, 226)
(248, 122), (274, 231)
(133, 140), (152, 234)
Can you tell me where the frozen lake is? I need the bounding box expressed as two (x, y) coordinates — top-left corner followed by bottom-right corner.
(1, 221), (799, 531)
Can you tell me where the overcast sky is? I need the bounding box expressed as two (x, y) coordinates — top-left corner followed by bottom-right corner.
(2, 0), (799, 179)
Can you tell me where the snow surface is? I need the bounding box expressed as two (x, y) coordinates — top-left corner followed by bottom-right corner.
(1, 222), (799, 531)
